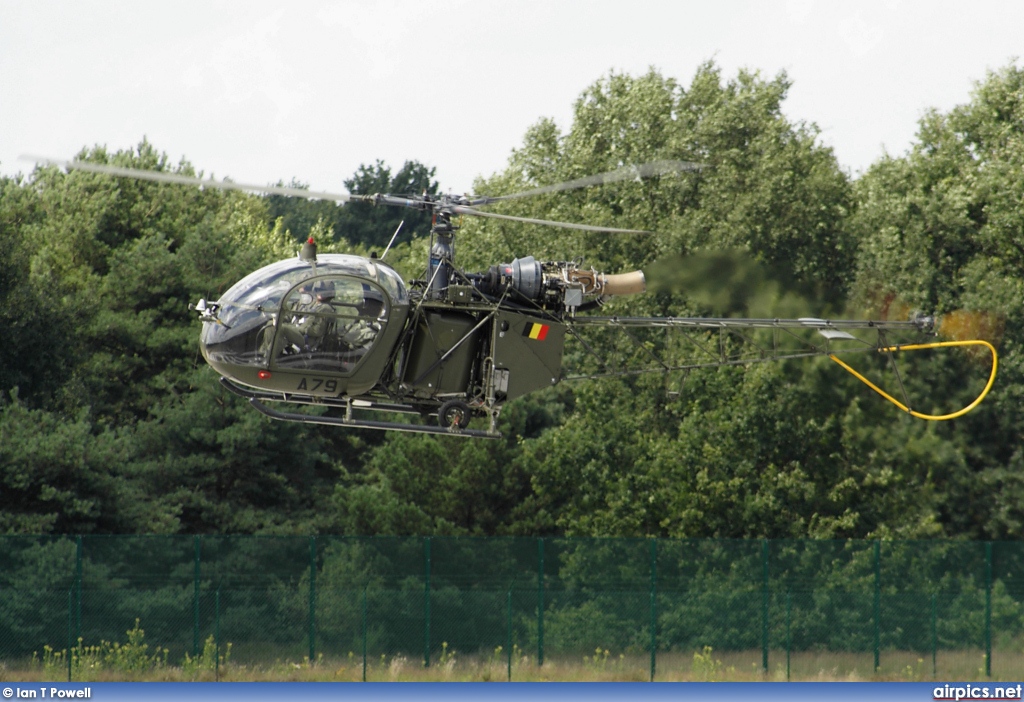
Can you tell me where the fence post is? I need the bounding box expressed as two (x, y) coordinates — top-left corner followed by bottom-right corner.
(650, 538), (657, 682)
(66, 588), (72, 683)
(308, 535), (317, 663)
(785, 591), (791, 682)
(537, 537), (545, 667)
(193, 535), (201, 658)
(762, 539), (769, 675)
(215, 587), (221, 682)
(362, 587), (367, 682)
(424, 536), (431, 668)
(873, 540), (880, 673)
(507, 588), (512, 682)
(985, 541), (992, 677)
(75, 535), (82, 645)
(931, 593), (937, 679)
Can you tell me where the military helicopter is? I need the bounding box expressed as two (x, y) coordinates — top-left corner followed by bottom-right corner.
(29, 156), (998, 438)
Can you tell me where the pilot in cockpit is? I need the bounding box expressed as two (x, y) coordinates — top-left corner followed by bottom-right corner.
(278, 281), (332, 354)
(332, 282), (379, 352)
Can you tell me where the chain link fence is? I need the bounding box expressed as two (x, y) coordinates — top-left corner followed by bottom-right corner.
(2, 536), (1023, 680)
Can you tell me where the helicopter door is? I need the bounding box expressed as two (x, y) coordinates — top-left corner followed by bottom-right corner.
(272, 277), (385, 373)
(402, 311), (481, 396)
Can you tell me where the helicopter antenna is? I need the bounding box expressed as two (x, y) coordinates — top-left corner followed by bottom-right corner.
(380, 220), (404, 261)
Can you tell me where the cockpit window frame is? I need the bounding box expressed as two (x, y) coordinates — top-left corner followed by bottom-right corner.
(268, 273), (391, 376)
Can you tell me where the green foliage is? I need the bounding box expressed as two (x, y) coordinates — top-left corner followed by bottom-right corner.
(265, 160), (439, 249)
(35, 625), (230, 681)
(461, 64), (853, 307)
(181, 635), (230, 680)
(67, 620), (170, 679)
(323, 388), (570, 536)
(0, 399), (135, 533)
(691, 645), (725, 681)
(0, 183), (71, 404)
(849, 61), (1024, 539)
(36, 644), (67, 680)
(542, 599), (637, 655)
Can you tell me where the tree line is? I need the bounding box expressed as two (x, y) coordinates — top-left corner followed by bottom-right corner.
(1, 60), (1021, 539)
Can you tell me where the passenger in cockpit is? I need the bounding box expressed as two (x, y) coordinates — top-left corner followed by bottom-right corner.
(333, 283), (378, 353)
(280, 281), (334, 354)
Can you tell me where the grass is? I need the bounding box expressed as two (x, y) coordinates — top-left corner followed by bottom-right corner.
(1, 644), (1018, 682)
(1, 624), (1016, 682)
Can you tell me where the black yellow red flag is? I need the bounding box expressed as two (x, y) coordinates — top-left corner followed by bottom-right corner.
(522, 323), (550, 341)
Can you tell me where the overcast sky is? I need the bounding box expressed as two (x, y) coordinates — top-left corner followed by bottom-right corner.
(2, 0), (1022, 195)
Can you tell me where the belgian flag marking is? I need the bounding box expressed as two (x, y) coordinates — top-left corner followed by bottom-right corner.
(523, 323), (550, 341)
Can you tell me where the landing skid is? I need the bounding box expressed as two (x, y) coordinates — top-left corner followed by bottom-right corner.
(219, 378), (501, 439)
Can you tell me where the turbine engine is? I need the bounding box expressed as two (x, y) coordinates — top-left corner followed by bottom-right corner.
(473, 256), (646, 313)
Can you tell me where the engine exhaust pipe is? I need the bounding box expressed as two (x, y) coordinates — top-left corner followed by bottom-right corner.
(600, 270), (646, 297)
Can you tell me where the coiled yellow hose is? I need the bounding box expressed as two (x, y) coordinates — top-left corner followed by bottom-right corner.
(828, 340), (998, 420)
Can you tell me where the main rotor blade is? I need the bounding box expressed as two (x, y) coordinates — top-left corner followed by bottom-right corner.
(21, 155), (369, 204)
(450, 205), (649, 234)
(469, 159), (704, 206)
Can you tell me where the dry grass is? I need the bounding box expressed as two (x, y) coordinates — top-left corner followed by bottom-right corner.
(1, 647), (1017, 682)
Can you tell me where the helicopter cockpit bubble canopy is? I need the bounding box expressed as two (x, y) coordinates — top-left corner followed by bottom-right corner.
(199, 254), (410, 394)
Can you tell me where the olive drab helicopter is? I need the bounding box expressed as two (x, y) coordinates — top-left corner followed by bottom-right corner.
(30, 156), (999, 438)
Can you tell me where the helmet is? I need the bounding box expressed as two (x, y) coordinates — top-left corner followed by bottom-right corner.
(313, 280), (336, 303)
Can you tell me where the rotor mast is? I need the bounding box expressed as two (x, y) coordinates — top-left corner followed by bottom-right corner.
(426, 205), (458, 299)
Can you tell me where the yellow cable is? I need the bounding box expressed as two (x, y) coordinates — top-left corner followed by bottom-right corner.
(828, 340), (998, 421)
